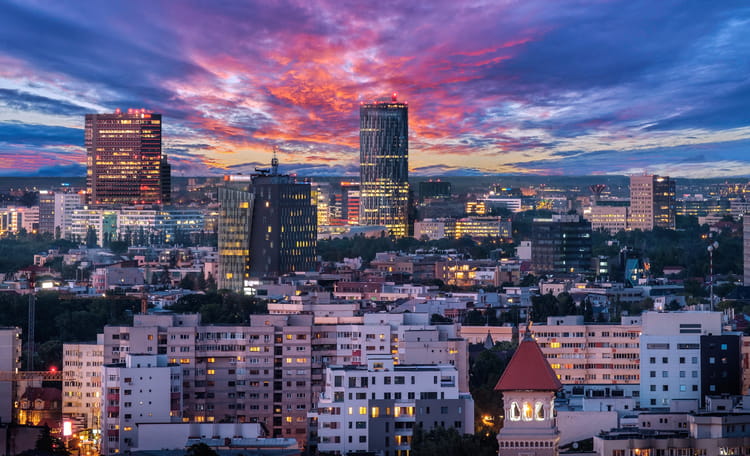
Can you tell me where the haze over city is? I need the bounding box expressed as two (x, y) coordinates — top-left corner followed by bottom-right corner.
(1, 0), (749, 178)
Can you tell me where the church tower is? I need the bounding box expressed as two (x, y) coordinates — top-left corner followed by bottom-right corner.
(495, 332), (562, 455)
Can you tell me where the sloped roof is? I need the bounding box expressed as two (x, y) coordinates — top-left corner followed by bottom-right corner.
(494, 336), (562, 391)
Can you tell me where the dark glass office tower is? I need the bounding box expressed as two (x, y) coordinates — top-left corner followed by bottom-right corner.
(218, 157), (317, 293)
(359, 93), (408, 237)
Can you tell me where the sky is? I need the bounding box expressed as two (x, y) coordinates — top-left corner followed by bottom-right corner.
(0, 0), (749, 178)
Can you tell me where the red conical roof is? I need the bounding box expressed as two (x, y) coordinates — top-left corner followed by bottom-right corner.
(494, 336), (562, 391)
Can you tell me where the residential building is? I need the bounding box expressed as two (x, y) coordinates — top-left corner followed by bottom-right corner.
(62, 341), (104, 434)
(54, 192), (84, 237)
(101, 354), (182, 454)
(745, 215), (750, 286)
(700, 334), (742, 401)
(0, 328), (22, 423)
(0, 206), (39, 235)
(585, 204), (629, 234)
(629, 174), (676, 231)
(520, 315), (641, 386)
(359, 94), (409, 237)
(313, 354), (473, 455)
(640, 312), (723, 408)
(38, 191), (56, 235)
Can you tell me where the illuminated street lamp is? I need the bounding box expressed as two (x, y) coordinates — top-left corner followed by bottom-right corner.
(707, 241), (719, 311)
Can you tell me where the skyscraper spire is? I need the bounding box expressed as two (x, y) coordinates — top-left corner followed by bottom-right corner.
(272, 146), (280, 175)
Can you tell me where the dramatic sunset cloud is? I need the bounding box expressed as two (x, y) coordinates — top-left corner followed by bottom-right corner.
(0, 0), (748, 177)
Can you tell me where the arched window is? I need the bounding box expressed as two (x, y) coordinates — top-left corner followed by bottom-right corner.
(535, 401), (545, 420)
(522, 402), (533, 421)
(510, 402), (521, 421)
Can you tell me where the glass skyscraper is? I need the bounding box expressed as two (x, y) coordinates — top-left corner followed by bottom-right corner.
(359, 93), (409, 237)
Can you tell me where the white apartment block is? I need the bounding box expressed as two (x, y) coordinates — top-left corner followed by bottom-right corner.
(0, 327), (22, 423)
(639, 311), (723, 409)
(54, 192), (84, 235)
(101, 354), (182, 455)
(0, 206), (39, 235)
(314, 354), (473, 455)
(63, 341), (104, 433)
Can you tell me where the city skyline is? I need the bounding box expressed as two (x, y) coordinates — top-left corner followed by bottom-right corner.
(0, 1), (749, 178)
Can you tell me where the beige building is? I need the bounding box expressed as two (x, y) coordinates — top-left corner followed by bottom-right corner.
(520, 316), (642, 385)
(629, 174), (676, 231)
(586, 204), (629, 234)
(62, 341), (104, 433)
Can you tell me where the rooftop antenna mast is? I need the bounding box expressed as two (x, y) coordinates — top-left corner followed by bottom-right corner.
(271, 146), (280, 175)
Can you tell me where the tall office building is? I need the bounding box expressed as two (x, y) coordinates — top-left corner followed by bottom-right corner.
(218, 157), (317, 293)
(629, 174), (676, 231)
(359, 93), (409, 237)
(531, 214), (593, 275)
(85, 109), (169, 206)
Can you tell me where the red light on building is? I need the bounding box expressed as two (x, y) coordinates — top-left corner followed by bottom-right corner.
(49, 366), (57, 372)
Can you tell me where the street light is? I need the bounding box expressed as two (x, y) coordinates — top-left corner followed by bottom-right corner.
(707, 241), (719, 311)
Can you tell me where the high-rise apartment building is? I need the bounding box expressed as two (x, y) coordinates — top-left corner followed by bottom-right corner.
(218, 158), (317, 293)
(359, 94), (409, 237)
(62, 341), (104, 434)
(101, 354), (182, 455)
(85, 109), (169, 206)
(629, 174), (676, 231)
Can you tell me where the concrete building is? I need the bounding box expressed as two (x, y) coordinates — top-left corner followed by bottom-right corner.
(359, 94), (409, 238)
(101, 354), (182, 455)
(520, 315), (641, 386)
(54, 192), (85, 237)
(585, 204), (629, 234)
(640, 312), (723, 409)
(86, 110), (169, 207)
(0, 206), (39, 235)
(314, 354), (473, 455)
(745, 215), (750, 286)
(62, 341), (104, 433)
(629, 174), (676, 231)
(0, 327), (22, 423)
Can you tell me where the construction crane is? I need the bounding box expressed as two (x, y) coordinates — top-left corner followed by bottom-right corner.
(0, 370), (64, 382)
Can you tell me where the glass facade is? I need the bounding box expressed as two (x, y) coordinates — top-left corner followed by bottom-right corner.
(359, 96), (408, 237)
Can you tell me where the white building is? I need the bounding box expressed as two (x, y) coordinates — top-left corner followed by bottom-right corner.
(101, 354), (182, 455)
(63, 340), (104, 434)
(640, 311), (723, 409)
(314, 354), (474, 455)
(54, 193), (85, 236)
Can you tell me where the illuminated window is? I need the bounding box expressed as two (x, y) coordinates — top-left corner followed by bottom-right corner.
(371, 407), (379, 418)
(207, 369), (215, 375)
(535, 402), (545, 420)
(522, 402), (533, 421)
(359, 407), (367, 415)
(550, 342), (561, 348)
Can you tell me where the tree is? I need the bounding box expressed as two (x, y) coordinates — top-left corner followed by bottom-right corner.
(186, 443), (218, 456)
(85, 227), (98, 248)
(19, 425), (69, 456)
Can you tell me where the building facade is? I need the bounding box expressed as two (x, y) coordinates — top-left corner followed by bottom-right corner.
(629, 174), (676, 231)
(85, 110), (169, 206)
(62, 342), (104, 434)
(0, 327), (22, 423)
(531, 214), (593, 275)
(359, 94), (409, 237)
(314, 355), (473, 455)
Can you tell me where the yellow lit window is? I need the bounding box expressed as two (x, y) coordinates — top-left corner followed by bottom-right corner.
(359, 407), (367, 415)
(550, 342), (561, 348)
(371, 407), (380, 418)
(207, 357), (215, 363)
(249, 347), (260, 352)
(207, 369), (215, 375)
(348, 407), (353, 415)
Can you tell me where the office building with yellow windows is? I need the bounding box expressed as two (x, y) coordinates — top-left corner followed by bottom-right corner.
(359, 94), (409, 237)
(85, 109), (170, 206)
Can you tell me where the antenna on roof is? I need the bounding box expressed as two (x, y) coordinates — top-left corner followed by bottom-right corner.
(272, 146), (280, 175)
(523, 309), (533, 341)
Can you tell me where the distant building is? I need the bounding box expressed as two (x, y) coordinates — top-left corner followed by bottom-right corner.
(0, 206), (39, 235)
(745, 216), (750, 286)
(586, 204), (629, 234)
(419, 180), (452, 201)
(359, 94), (409, 237)
(531, 214), (592, 275)
(218, 157), (317, 293)
(38, 191), (56, 234)
(85, 109), (170, 206)
(629, 174), (676, 231)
